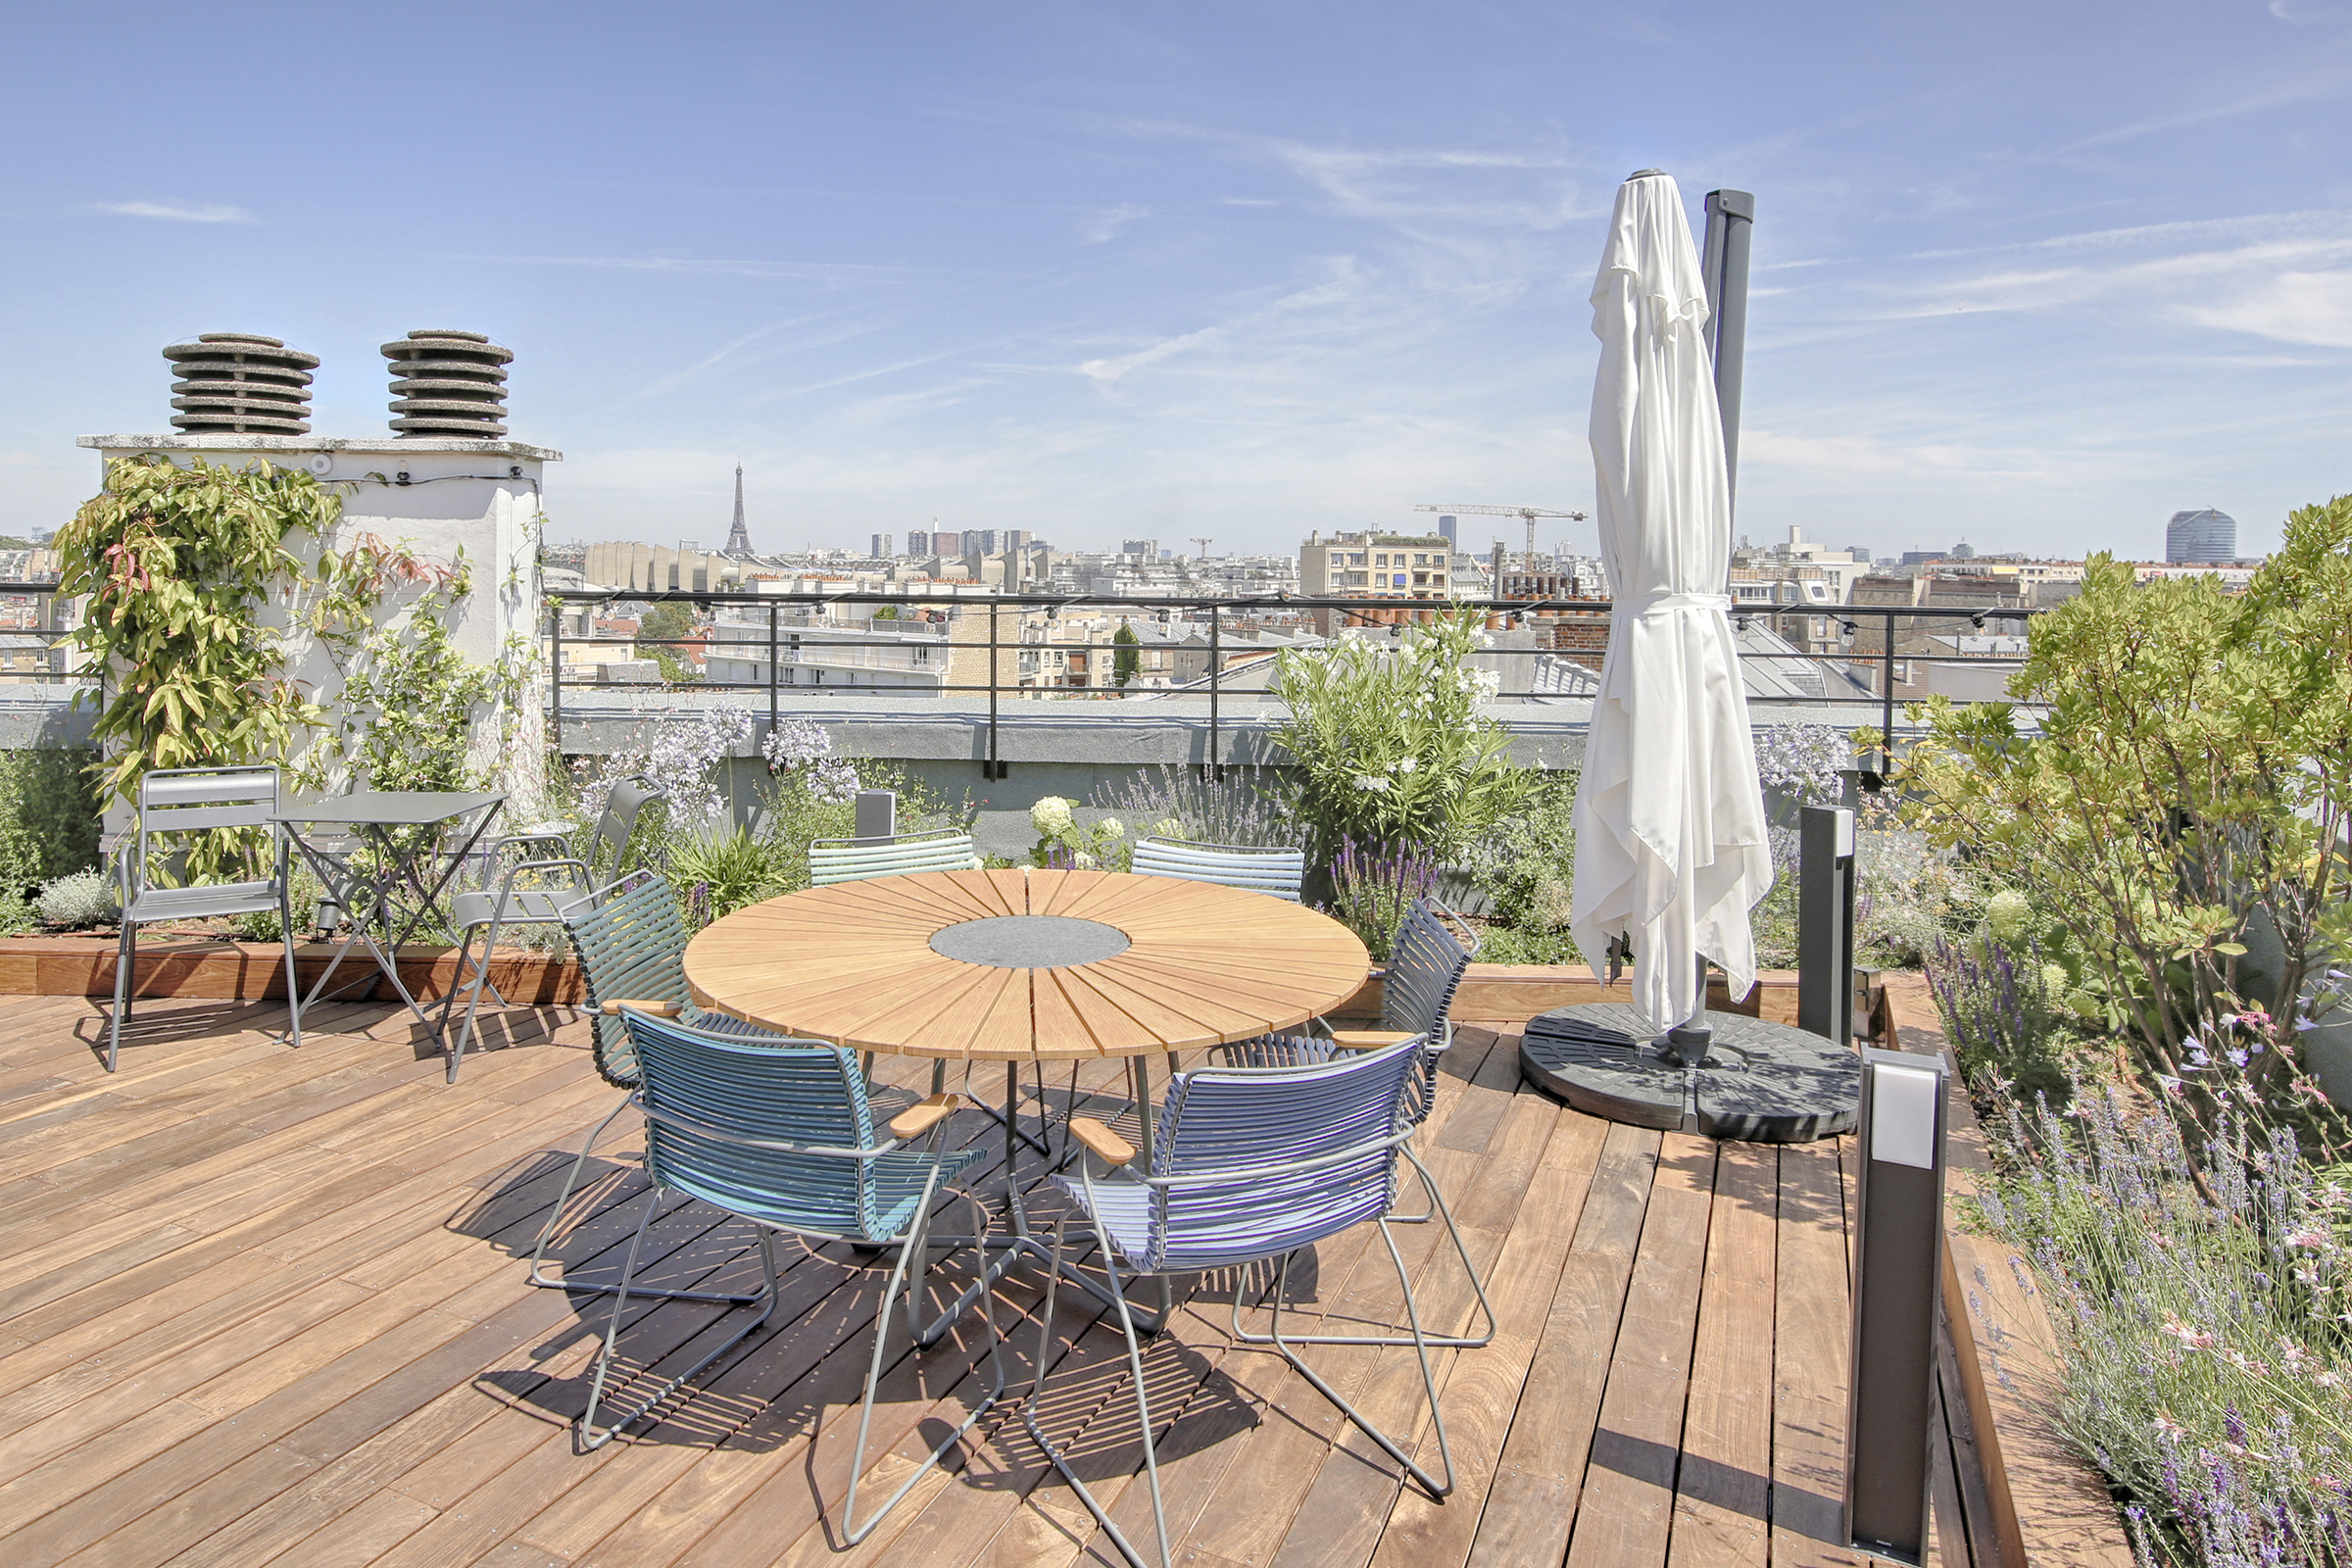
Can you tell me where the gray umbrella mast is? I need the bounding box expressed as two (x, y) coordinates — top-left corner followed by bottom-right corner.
(1700, 189), (1753, 516)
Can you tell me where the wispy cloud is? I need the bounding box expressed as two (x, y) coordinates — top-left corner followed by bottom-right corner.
(1075, 265), (1367, 386)
(2071, 48), (2352, 147)
(424, 253), (954, 285)
(96, 199), (252, 223)
(1079, 203), (1150, 243)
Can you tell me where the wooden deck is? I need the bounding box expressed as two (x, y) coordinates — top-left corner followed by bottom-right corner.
(0, 992), (1920, 1568)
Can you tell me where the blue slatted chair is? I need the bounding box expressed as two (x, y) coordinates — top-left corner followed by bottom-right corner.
(578, 1010), (1000, 1542)
(524, 874), (808, 1304)
(1028, 1037), (1454, 1568)
(1211, 896), (1492, 1348)
(108, 766), (305, 1072)
(438, 775), (666, 1082)
(808, 828), (980, 886)
(1128, 836), (1305, 901)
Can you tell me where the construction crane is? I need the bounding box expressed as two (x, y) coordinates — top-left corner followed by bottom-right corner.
(1189, 536), (1214, 560)
(1416, 503), (1589, 573)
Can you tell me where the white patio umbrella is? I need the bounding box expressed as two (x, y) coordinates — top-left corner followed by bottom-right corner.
(1568, 171), (1774, 1035)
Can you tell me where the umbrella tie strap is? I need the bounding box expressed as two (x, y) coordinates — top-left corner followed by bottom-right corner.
(1625, 591), (1732, 615)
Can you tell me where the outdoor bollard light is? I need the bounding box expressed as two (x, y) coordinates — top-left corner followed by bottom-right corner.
(1798, 806), (1856, 1044)
(1844, 1047), (1950, 1565)
(854, 789), (898, 843)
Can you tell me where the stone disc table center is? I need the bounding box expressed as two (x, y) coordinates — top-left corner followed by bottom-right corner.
(927, 914), (1132, 969)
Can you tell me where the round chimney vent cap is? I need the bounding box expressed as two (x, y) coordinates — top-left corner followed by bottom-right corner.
(406, 328), (489, 342)
(196, 332), (284, 346)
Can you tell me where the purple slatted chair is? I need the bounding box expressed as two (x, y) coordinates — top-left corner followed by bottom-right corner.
(1025, 1035), (1457, 1568)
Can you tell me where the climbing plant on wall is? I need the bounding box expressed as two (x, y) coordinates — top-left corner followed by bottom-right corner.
(58, 455), (514, 832)
(55, 456), (333, 808)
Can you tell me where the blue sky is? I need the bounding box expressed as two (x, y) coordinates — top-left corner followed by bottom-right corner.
(5, 2), (2349, 560)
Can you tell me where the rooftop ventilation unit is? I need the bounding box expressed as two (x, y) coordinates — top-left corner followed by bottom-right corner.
(382, 328), (512, 437)
(162, 333), (318, 434)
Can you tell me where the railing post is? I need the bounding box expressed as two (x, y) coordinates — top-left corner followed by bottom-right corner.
(1844, 1046), (1949, 1565)
(766, 603), (779, 746)
(1880, 609), (1896, 777)
(985, 598), (1005, 780)
(1206, 604), (1221, 782)
(548, 600), (564, 754)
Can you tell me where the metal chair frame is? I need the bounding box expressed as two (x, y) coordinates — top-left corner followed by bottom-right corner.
(1128, 835), (1306, 902)
(577, 1010), (1004, 1546)
(438, 775), (664, 1081)
(107, 765), (304, 1073)
(1025, 1038), (1455, 1568)
(1210, 896), (1493, 1348)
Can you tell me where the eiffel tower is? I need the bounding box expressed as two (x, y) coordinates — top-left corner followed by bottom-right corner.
(723, 463), (753, 556)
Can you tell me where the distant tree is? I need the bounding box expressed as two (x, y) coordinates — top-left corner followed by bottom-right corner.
(635, 601), (701, 685)
(636, 601), (694, 650)
(871, 604), (900, 620)
(1113, 621), (1142, 688)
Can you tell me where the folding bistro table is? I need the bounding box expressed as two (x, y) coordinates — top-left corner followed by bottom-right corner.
(680, 866), (1371, 1324)
(274, 790), (505, 1025)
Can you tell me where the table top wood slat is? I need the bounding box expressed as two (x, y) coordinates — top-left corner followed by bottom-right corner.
(683, 868), (1369, 1063)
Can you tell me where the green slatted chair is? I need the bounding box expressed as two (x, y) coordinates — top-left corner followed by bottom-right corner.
(808, 828), (981, 885)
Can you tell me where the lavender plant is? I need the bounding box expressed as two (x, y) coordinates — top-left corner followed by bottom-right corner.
(1324, 838), (1442, 961)
(1985, 1071), (2352, 1566)
(1091, 764), (1302, 851)
(1928, 931), (2079, 1102)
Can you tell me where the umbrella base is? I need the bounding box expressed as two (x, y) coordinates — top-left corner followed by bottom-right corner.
(1517, 1003), (1859, 1144)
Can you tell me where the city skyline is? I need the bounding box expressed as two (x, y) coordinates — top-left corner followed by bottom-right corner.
(6, 4), (2350, 560)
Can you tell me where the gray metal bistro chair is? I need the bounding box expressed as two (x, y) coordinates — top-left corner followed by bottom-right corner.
(438, 775), (664, 1081)
(1129, 835), (1305, 901)
(108, 765), (304, 1073)
(1210, 896), (1490, 1348)
(578, 1007), (1000, 1549)
(1030, 1036), (1454, 1568)
(808, 827), (981, 886)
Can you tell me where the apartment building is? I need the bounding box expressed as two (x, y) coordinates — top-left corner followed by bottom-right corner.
(1299, 531), (1453, 598)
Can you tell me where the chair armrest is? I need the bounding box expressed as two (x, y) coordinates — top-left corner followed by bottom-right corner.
(1069, 1117), (1136, 1167)
(887, 1094), (962, 1142)
(601, 1000), (683, 1017)
(1326, 1030), (1419, 1051)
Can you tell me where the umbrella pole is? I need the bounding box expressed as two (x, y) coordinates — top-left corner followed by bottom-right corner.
(1701, 189), (1754, 521)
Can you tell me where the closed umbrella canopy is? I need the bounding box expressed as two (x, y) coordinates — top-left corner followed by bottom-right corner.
(1569, 171), (1773, 1033)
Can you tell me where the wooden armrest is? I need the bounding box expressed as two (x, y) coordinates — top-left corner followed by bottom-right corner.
(1326, 1030), (1418, 1051)
(1068, 1117), (1136, 1168)
(888, 1094), (962, 1142)
(600, 1000), (683, 1017)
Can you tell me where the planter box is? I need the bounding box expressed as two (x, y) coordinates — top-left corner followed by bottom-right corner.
(0, 934), (582, 1004)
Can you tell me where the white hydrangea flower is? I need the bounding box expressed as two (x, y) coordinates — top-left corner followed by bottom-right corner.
(1095, 817), (1126, 840)
(1031, 796), (1077, 835)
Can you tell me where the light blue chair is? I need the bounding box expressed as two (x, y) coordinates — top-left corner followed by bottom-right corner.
(1213, 897), (1491, 1348)
(1129, 835), (1305, 901)
(808, 827), (980, 886)
(1029, 1035), (1455, 1568)
(578, 1008), (1000, 1545)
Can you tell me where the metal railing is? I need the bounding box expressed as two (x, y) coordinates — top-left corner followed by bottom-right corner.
(0, 583), (77, 691)
(546, 587), (2039, 778)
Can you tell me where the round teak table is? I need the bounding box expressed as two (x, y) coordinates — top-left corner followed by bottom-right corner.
(682, 867), (1372, 1332)
(683, 866), (1370, 1063)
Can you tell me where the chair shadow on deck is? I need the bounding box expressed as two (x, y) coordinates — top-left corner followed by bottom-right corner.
(446, 1140), (1010, 1455)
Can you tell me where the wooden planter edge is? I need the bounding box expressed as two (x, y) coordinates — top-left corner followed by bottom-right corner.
(0, 934), (584, 1004)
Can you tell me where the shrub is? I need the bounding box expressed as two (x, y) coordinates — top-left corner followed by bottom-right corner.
(1462, 769), (1579, 958)
(1271, 607), (1532, 860)
(37, 868), (120, 929)
(1900, 497), (2352, 1131)
(0, 747), (103, 918)
(1026, 797), (1131, 871)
